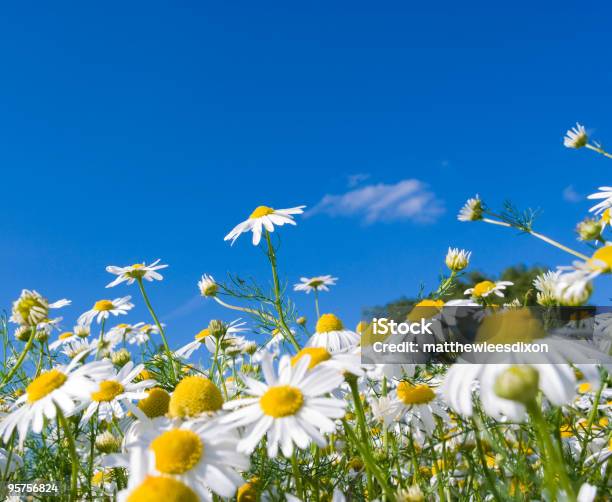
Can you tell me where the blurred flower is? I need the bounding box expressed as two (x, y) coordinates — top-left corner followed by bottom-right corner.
(533, 270), (561, 306)
(10, 289), (70, 327)
(576, 218), (602, 242)
(294, 275), (338, 294)
(457, 195), (483, 222)
(563, 122), (588, 148)
(464, 280), (513, 299)
(197, 274), (218, 297)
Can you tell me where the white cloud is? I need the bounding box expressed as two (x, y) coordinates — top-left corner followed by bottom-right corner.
(308, 179), (444, 224)
(563, 185), (581, 203)
(347, 173), (370, 187)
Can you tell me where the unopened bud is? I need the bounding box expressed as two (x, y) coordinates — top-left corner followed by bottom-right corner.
(494, 366), (539, 404)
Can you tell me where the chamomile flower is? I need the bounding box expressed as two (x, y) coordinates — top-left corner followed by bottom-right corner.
(10, 289), (71, 327)
(128, 323), (160, 345)
(306, 313), (360, 352)
(293, 275), (338, 294)
(464, 280), (513, 299)
(554, 271), (593, 306)
(62, 338), (95, 359)
(49, 330), (80, 350)
(81, 362), (155, 423)
(533, 270), (561, 306)
(391, 382), (449, 438)
(457, 195), (483, 222)
(220, 353), (346, 457)
(197, 274), (218, 297)
(78, 296), (134, 325)
(445, 248), (471, 272)
(0, 354), (113, 445)
(224, 205), (306, 246)
(122, 417), (248, 501)
(174, 320), (247, 359)
(105, 260), (168, 288)
(588, 187), (612, 215)
(563, 122), (589, 148)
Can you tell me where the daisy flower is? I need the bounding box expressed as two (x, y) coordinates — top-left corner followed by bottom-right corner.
(81, 361), (155, 423)
(197, 274), (218, 297)
(391, 382), (449, 439)
(105, 260), (168, 288)
(533, 270), (561, 306)
(293, 275), (338, 294)
(49, 330), (81, 350)
(121, 417), (248, 501)
(175, 320), (247, 359)
(445, 248), (471, 272)
(78, 296), (134, 325)
(220, 353), (346, 457)
(587, 186), (612, 215)
(128, 323), (160, 346)
(291, 346), (364, 377)
(563, 122), (588, 148)
(0, 354), (113, 445)
(10, 289), (71, 327)
(224, 205), (306, 246)
(457, 195), (483, 222)
(306, 313), (360, 353)
(464, 280), (513, 299)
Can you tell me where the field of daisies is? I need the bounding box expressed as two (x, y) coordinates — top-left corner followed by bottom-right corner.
(1, 123), (611, 502)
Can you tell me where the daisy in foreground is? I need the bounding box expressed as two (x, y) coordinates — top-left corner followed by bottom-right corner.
(120, 417), (248, 502)
(224, 204), (306, 246)
(81, 361), (155, 423)
(0, 354), (112, 444)
(78, 296), (134, 325)
(105, 260), (168, 288)
(220, 353), (346, 457)
(293, 275), (338, 293)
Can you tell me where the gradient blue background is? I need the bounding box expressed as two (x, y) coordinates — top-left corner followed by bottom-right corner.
(1, 1), (610, 348)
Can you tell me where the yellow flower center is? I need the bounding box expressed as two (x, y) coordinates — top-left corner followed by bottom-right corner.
(590, 246), (612, 272)
(126, 476), (198, 502)
(150, 429), (203, 475)
(602, 208), (611, 224)
(138, 387), (171, 418)
(91, 471), (110, 486)
(316, 313), (344, 333)
(291, 347), (331, 369)
(578, 382), (592, 394)
(260, 385), (304, 417)
(59, 332), (73, 340)
(397, 382), (435, 405)
(237, 481), (259, 502)
(194, 328), (210, 342)
(15, 294), (47, 325)
(94, 300), (115, 311)
(131, 264), (145, 269)
(91, 380), (124, 402)
(249, 205), (275, 219)
(472, 280), (496, 297)
(27, 369), (67, 403)
(168, 376), (223, 418)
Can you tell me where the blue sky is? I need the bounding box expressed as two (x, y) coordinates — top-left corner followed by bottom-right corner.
(1, 1), (611, 348)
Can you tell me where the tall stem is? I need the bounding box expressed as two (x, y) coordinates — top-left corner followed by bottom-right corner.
(314, 290), (320, 319)
(137, 278), (177, 380)
(0, 327), (36, 389)
(264, 231), (299, 351)
(57, 407), (79, 501)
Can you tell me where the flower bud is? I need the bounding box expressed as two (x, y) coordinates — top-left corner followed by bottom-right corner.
(576, 218), (602, 242)
(95, 431), (121, 453)
(296, 316), (307, 326)
(111, 348), (131, 367)
(494, 366), (539, 404)
(445, 247), (471, 272)
(208, 319), (226, 339)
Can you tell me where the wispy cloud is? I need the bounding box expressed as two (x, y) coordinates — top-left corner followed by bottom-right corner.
(563, 185), (581, 203)
(347, 173), (370, 187)
(161, 295), (203, 322)
(307, 179), (444, 224)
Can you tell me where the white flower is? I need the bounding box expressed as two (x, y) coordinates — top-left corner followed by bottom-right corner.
(576, 483), (597, 502)
(445, 248), (471, 272)
(306, 313), (360, 353)
(81, 362), (154, 423)
(220, 353), (346, 457)
(442, 363), (576, 421)
(175, 320), (247, 360)
(293, 275), (338, 294)
(587, 186), (612, 215)
(554, 271), (593, 306)
(533, 270), (561, 306)
(10, 289), (71, 327)
(49, 330), (81, 350)
(78, 296), (134, 325)
(61, 338), (95, 359)
(457, 196), (483, 222)
(197, 274), (218, 297)
(128, 323), (160, 346)
(291, 346), (364, 377)
(563, 122), (588, 148)
(369, 395), (397, 427)
(224, 205), (306, 246)
(464, 280), (513, 299)
(0, 354), (113, 445)
(119, 416), (248, 502)
(106, 260), (168, 288)
(391, 382), (448, 438)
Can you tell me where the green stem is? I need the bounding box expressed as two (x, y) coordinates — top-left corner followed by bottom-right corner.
(291, 452), (303, 498)
(472, 417), (503, 502)
(586, 143), (612, 159)
(578, 371), (606, 469)
(57, 407), (79, 501)
(137, 278), (177, 380)
(314, 290), (320, 319)
(0, 327), (36, 388)
(264, 231), (299, 351)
